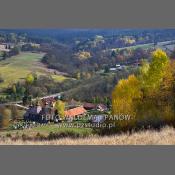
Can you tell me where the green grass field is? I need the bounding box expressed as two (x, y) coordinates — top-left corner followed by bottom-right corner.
(0, 52), (67, 89)
(112, 43), (154, 51)
(0, 124), (93, 138)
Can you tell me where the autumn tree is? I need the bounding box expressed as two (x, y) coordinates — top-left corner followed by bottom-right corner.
(111, 49), (172, 130)
(158, 60), (175, 123)
(142, 49), (169, 94)
(10, 105), (19, 121)
(137, 49), (172, 126)
(0, 107), (11, 128)
(54, 100), (65, 118)
(26, 73), (34, 85)
(112, 75), (142, 129)
(25, 73), (35, 96)
(12, 84), (17, 94)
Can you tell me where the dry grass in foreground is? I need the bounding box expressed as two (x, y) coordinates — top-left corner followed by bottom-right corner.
(1, 126), (175, 145)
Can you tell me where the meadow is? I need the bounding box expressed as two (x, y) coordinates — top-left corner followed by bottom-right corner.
(1, 124), (94, 138)
(0, 52), (67, 89)
(0, 126), (174, 145)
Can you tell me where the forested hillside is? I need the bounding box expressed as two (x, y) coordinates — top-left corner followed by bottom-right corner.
(1, 29), (175, 102)
(1, 29), (175, 144)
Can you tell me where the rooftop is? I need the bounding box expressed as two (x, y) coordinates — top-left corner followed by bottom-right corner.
(64, 106), (87, 117)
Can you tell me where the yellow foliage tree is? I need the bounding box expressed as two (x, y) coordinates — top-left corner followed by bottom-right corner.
(143, 49), (169, 92)
(26, 73), (34, 85)
(112, 75), (142, 129)
(0, 107), (11, 128)
(158, 60), (175, 123)
(111, 49), (175, 131)
(12, 84), (17, 94)
(54, 100), (65, 119)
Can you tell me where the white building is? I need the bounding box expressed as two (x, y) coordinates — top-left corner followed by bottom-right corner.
(109, 68), (117, 71)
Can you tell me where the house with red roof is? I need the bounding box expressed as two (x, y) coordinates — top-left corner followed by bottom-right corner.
(64, 106), (87, 118)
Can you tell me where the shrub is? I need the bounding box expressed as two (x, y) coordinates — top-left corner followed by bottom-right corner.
(6, 133), (12, 138)
(0, 107), (11, 128)
(35, 132), (46, 140)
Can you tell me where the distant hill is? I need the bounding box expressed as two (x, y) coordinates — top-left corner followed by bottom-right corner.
(1, 29), (175, 43)
(0, 52), (67, 89)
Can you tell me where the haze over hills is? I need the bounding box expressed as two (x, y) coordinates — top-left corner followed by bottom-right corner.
(1, 28), (175, 101)
(1, 29), (175, 42)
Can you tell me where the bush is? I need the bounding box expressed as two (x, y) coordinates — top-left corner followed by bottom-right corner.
(6, 133), (12, 138)
(47, 130), (89, 140)
(21, 134), (31, 141)
(35, 132), (46, 140)
(0, 107), (11, 128)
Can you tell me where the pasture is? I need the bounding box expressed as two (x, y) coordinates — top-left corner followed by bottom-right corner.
(0, 52), (67, 89)
(0, 124), (93, 138)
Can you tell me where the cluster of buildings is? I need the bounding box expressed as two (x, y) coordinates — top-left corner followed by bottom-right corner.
(109, 60), (142, 72)
(0, 43), (14, 52)
(23, 98), (108, 123)
(0, 42), (40, 53)
(109, 64), (126, 72)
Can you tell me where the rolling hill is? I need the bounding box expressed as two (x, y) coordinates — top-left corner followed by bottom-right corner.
(0, 52), (67, 89)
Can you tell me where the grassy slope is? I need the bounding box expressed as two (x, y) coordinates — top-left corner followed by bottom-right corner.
(0, 52), (67, 89)
(0, 126), (175, 145)
(0, 124), (93, 137)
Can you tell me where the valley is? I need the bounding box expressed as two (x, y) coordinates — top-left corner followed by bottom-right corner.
(0, 29), (175, 145)
(0, 52), (67, 89)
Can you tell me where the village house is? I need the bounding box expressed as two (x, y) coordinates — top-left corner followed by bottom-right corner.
(109, 64), (126, 72)
(18, 42), (40, 48)
(83, 102), (108, 111)
(41, 97), (56, 108)
(39, 106), (55, 122)
(1, 42), (14, 49)
(23, 95), (107, 123)
(24, 104), (42, 122)
(66, 99), (82, 109)
(24, 103), (56, 123)
(64, 106), (87, 118)
(116, 64), (121, 68)
(109, 67), (117, 72)
(24, 99), (87, 123)
(0, 43), (10, 52)
(96, 104), (108, 112)
(83, 102), (96, 110)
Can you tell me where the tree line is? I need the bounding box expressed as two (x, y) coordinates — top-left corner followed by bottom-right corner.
(110, 49), (175, 132)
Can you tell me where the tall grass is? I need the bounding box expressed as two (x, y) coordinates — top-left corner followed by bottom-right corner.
(0, 126), (175, 145)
